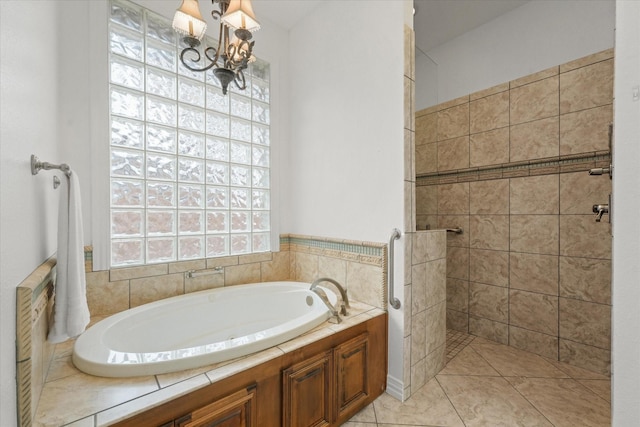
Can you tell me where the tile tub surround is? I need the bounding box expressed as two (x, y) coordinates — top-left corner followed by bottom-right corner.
(33, 302), (385, 426)
(415, 49), (613, 376)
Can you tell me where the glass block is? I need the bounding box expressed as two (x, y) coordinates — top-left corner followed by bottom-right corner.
(252, 189), (270, 210)
(252, 124), (270, 146)
(229, 75), (251, 96)
(230, 165), (248, 186)
(206, 235), (228, 257)
(206, 137), (229, 161)
(147, 125), (176, 153)
(147, 182), (175, 207)
(230, 94), (251, 119)
(146, 40), (176, 72)
(111, 117), (143, 149)
(230, 118), (251, 142)
(109, 27), (143, 61)
(178, 158), (204, 183)
(252, 167), (270, 188)
(252, 212), (270, 232)
(206, 187), (228, 208)
(146, 10), (176, 45)
(231, 211), (250, 232)
(252, 145), (270, 167)
(147, 238), (175, 263)
(206, 86), (229, 113)
(111, 87), (143, 120)
(147, 210), (175, 235)
(230, 234), (250, 255)
(111, 148), (143, 177)
(206, 111), (230, 138)
(179, 236), (204, 259)
(110, 0), (142, 31)
(178, 184), (203, 208)
(112, 179), (144, 207)
(230, 142), (251, 165)
(111, 210), (144, 236)
(178, 77), (205, 107)
(147, 96), (177, 126)
(251, 78), (270, 102)
(252, 233), (270, 252)
(111, 239), (143, 266)
(179, 132), (204, 158)
(146, 153), (176, 180)
(206, 212), (228, 233)
(230, 188), (248, 209)
(252, 101), (270, 124)
(146, 67), (176, 99)
(179, 211), (203, 234)
(110, 55), (143, 91)
(178, 104), (205, 132)
(206, 161), (228, 185)
(177, 48), (206, 82)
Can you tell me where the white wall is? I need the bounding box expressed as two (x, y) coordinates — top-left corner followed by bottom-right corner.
(0, 1), (61, 424)
(418, 0), (615, 109)
(612, 1), (640, 424)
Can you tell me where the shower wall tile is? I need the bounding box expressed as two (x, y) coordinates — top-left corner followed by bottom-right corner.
(447, 278), (469, 312)
(469, 215), (509, 251)
(559, 59), (614, 114)
(470, 82), (510, 100)
(437, 183), (470, 214)
(405, 129), (415, 181)
(469, 127), (510, 167)
(437, 103), (469, 141)
(411, 310), (427, 362)
(412, 263), (427, 315)
(469, 282), (508, 323)
(447, 309), (469, 332)
(560, 104), (613, 155)
(559, 48), (613, 73)
(510, 175), (559, 215)
(424, 301), (447, 355)
(560, 298), (611, 349)
(510, 215), (559, 255)
(438, 215), (469, 247)
(438, 94), (470, 111)
(510, 116), (559, 162)
(413, 231), (446, 264)
(416, 112), (437, 145)
(560, 172), (612, 215)
(509, 289), (558, 335)
(470, 179), (509, 215)
(559, 339), (610, 376)
(469, 249), (509, 287)
(559, 215), (611, 259)
(425, 258), (447, 307)
(559, 256), (611, 305)
(447, 246), (469, 281)
(509, 326), (559, 360)
(469, 315), (508, 345)
(470, 90), (509, 134)
(509, 252), (559, 295)
(438, 136), (470, 171)
(510, 66), (559, 89)
(509, 76), (559, 125)
(416, 142), (437, 174)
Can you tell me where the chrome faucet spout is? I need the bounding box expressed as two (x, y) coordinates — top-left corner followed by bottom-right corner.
(310, 286), (341, 323)
(310, 277), (350, 316)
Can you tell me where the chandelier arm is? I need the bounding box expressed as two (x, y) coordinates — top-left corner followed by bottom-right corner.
(179, 47), (218, 72)
(233, 69), (247, 91)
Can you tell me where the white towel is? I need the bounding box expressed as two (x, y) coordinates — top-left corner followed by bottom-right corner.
(48, 170), (90, 343)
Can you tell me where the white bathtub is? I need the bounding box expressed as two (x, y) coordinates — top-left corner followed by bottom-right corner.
(72, 281), (336, 377)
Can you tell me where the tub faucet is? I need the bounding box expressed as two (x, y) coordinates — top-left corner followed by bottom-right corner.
(310, 286), (342, 324)
(310, 277), (350, 316)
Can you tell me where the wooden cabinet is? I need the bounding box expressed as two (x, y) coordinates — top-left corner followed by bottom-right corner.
(334, 333), (369, 418)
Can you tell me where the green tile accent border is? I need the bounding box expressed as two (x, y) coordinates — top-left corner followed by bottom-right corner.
(417, 152), (611, 186)
(280, 235), (385, 258)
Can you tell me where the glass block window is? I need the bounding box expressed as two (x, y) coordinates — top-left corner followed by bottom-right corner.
(109, 0), (271, 267)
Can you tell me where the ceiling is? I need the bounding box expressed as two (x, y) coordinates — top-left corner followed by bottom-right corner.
(253, 0), (530, 52)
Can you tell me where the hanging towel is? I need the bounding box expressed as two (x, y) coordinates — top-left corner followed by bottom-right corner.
(48, 170), (90, 343)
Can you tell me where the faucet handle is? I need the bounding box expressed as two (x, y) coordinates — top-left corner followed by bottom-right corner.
(592, 204), (609, 222)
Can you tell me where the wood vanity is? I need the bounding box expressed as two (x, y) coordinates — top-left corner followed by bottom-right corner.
(112, 313), (387, 427)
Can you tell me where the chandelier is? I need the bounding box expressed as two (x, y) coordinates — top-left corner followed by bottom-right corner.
(172, 0), (261, 95)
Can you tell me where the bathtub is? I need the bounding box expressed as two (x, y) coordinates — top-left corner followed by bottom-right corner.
(72, 281), (337, 377)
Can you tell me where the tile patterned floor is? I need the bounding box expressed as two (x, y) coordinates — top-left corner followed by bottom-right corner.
(346, 330), (611, 427)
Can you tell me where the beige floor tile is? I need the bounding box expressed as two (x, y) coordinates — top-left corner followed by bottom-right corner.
(578, 379), (612, 402)
(373, 379), (465, 426)
(342, 423), (376, 427)
(506, 377), (611, 427)
(437, 375), (553, 426)
(543, 356), (610, 380)
(439, 346), (501, 376)
(348, 402), (377, 423)
(471, 340), (568, 378)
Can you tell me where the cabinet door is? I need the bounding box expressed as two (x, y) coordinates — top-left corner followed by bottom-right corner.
(334, 333), (369, 418)
(282, 351), (333, 427)
(177, 385), (257, 427)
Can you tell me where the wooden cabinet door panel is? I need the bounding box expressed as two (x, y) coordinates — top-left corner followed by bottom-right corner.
(180, 385), (257, 427)
(335, 333), (369, 417)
